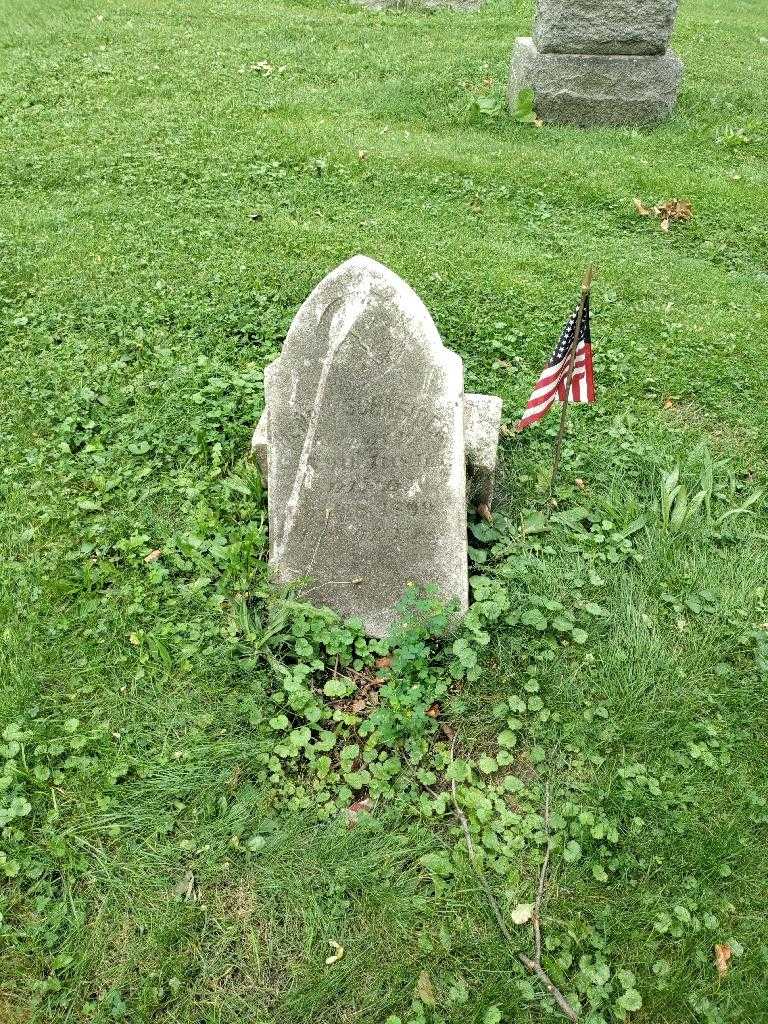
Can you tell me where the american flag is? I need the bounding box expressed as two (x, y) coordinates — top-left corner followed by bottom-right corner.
(516, 295), (595, 431)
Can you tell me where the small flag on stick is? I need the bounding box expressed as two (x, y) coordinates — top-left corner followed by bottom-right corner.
(516, 275), (595, 432)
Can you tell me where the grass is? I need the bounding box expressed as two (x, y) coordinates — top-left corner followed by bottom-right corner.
(1, 0), (767, 1021)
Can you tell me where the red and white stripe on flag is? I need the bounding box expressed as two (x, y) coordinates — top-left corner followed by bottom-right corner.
(516, 304), (595, 431)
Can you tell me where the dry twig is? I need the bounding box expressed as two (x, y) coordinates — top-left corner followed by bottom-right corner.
(449, 737), (578, 1022)
(533, 783), (551, 965)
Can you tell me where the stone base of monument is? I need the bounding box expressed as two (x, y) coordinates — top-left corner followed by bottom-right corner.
(508, 37), (682, 126)
(463, 394), (503, 509)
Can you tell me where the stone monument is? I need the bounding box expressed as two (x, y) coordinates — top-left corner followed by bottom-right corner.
(252, 256), (502, 637)
(354, 0), (483, 11)
(508, 0), (683, 126)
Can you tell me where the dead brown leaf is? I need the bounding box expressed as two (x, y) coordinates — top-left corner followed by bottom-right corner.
(375, 656), (392, 670)
(425, 704), (441, 718)
(415, 970), (436, 1006)
(714, 943), (732, 978)
(346, 798), (372, 827)
(634, 197), (693, 231)
(348, 798), (372, 814)
(330, 663), (388, 718)
(657, 198), (693, 222)
(477, 503), (492, 523)
(144, 549), (162, 563)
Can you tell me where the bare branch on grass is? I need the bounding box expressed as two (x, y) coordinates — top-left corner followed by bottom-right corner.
(449, 736), (578, 1022)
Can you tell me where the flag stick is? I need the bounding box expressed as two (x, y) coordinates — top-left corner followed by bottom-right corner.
(549, 266), (594, 498)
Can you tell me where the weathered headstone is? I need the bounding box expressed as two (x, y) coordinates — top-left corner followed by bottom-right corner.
(353, 0), (483, 11)
(509, 0), (682, 126)
(534, 0), (678, 55)
(252, 256), (502, 637)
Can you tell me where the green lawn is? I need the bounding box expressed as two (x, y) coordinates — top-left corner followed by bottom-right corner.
(2, 0), (768, 1021)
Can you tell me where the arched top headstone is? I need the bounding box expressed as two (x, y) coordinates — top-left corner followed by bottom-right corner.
(265, 255), (468, 637)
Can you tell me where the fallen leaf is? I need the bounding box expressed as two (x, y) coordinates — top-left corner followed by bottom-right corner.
(325, 940), (345, 965)
(375, 657), (392, 670)
(348, 798), (372, 815)
(574, 477), (586, 490)
(663, 398), (675, 410)
(144, 549), (162, 563)
(426, 704), (441, 718)
(714, 943), (732, 978)
(415, 970), (436, 1006)
(634, 197), (693, 231)
(350, 698), (367, 714)
(657, 198), (693, 222)
(510, 902), (534, 925)
(173, 869), (197, 902)
(477, 503), (493, 523)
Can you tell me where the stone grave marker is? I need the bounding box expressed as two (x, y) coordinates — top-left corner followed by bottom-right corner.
(534, 0), (678, 55)
(252, 256), (502, 637)
(508, 0), (683, 126)
(353, 0), (483, 11)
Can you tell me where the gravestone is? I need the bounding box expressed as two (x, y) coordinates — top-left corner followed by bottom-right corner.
(534, 0), (678, 55)
(252, 256), (502, 637)
(509, 0), (682, 126)
(353, 0), (483, 11)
